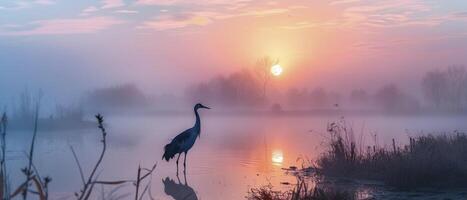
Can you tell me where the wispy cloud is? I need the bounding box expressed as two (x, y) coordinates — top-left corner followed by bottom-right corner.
(101, 0), (124, 9)
(115, 9), (139, 14)
(134, 0), (253, 6)
(138, 13), (212, 30)
(0, 0), (55, 10)
(34, 0), (55, 5)
(81, 6), (99, 15)
(138, 6), (291, 31)
(0, 17), (124, 35)
(80, 0), (127, 16)
(328, 1), (443, 28)
(329, 0), (361, 6)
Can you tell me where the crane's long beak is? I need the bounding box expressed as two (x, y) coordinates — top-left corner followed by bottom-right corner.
(202, 105), (211, 109)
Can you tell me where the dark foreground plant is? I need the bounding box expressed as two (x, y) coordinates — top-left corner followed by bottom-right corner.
(0, 106), (51, 200)
(247, 175), (356, 200)
(73, 114), (157, 200)
(317, 120), (467, 188)
(0, 112), (157, 200)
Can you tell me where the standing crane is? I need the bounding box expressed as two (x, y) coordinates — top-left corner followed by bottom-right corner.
(162, 103), (210, 173)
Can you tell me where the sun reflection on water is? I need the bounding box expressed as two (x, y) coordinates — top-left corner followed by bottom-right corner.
(271, 150), (284, 165)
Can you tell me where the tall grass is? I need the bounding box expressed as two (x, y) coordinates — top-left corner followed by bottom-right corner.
(0, 112), (157, 200)
(0, 106), (51, 200)
(317, 120), (467, 188)
(72, 114), (157, 200)
(247, 172), (356, 200)
(0, 112), (9, 199)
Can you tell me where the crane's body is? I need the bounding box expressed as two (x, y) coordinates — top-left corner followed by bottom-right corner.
(162, 103), (210, 171)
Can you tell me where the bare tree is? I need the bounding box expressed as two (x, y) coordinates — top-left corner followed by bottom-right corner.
(350, 89), (368, 103)
(421, 65), (467, 111)
(255, 57), (278, 100)
(422, 69), (447, 108)
(446, 66), (467, 110)
(310, 87), (328, 107)
(374, 84), (403, 111)
(186, 69), (264, 107)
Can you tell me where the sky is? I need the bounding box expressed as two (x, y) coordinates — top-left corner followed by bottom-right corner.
(1, 0), (467, 102)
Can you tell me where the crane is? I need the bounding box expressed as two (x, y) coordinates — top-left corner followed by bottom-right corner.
(162, 103), (210, 173)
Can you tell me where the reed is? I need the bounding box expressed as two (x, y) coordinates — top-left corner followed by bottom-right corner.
(72, 114), (157, 200)
(316, 120), (467, 188)
(247, 173), (355, 200)
(0, 112), (157, 200)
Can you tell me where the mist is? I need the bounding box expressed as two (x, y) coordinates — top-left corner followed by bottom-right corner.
(2, 1), (467, 199)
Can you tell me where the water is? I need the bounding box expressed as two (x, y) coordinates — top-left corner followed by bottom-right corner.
(5, 114), (467, 199)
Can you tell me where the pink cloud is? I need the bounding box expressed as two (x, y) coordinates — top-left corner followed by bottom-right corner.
(138, 14), (212, 30)
(134, 0), (253, 6)
(115, 9), (139, 14)
(138, 7), (292, 31)
(82, 6), (98, 13)
(135, 0), (179, 5)
(101, 0), (124, 9)
(1, 17), (124, 35)
(329, 0), (361, 6)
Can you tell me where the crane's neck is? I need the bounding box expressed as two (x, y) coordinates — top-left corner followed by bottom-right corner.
(194, 107), (201, 138)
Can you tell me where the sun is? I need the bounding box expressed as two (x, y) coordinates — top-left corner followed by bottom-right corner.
(271, 64), (283, 76)
(272, 150), (284, 164)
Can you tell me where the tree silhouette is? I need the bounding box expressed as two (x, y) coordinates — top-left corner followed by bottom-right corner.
(255, 57), (279, 100)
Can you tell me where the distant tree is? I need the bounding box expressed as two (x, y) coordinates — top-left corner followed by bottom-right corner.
(328, 92), (342, 106)
(349, 89), (369, 104)
(186, 69), (264, 107)
(55, 104), (84, 121)
(255, 57), (279, 99)
(286, 88), (309, 107)
(374, 84), (420, 112)
(422, 70), (447, 108)
(14, 89), (42, 121)
(85, 84), (147, 109)
(310, 87), (328, 107)
(446, 66), (467, 110)
(375, 84), (400, 110)
(421, 65), (467, 111)
(287, 87), (338, 108)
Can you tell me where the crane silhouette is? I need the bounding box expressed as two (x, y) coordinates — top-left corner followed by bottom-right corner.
(162, 103), (210, 173)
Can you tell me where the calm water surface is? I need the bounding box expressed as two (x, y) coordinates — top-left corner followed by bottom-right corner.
(6, 114), (467, 199)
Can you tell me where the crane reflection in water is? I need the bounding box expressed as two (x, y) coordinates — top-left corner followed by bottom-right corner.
(163, 173), (198, 200)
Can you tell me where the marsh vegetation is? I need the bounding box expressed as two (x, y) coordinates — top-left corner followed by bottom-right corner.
(316, 119), (467, 188)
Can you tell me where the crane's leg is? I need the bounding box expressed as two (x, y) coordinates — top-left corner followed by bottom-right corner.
(184, 152), (187, 168)
(176, 153), (181, 175)
(176, 173), (181, 184)
(183, 151), (187, 172)
(183, 168), (188, 186)
(176, 153), (181, 166)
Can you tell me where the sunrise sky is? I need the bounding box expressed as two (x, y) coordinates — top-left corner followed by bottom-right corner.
(1, 0), (467, 99)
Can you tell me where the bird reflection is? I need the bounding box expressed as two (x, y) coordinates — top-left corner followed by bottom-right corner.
(163, 172), (198, 200)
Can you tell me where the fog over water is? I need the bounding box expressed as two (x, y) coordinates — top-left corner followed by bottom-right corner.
(5, 114), (467, 199)
(2, 1), (467, 199)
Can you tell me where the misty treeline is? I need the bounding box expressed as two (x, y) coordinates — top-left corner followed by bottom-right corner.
(287, 84), (420, 112)
(84, 83), (148, 110)
(185, 57), (277, 108)
(422, 65), (467, 111)
(9, 65), (467, 116)
(9, 89), (84, 122)
(2, 89), (92, 131)
(185, 69), (265, 107)
(186, 65), (467, 113)
(287, 66), (467, 112)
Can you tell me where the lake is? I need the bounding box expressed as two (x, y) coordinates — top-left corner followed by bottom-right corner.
(5, 113), (467, 199)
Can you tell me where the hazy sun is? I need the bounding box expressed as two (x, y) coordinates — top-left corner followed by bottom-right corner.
(272, 150), (284, 164)
(271, 64), (283, 76)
